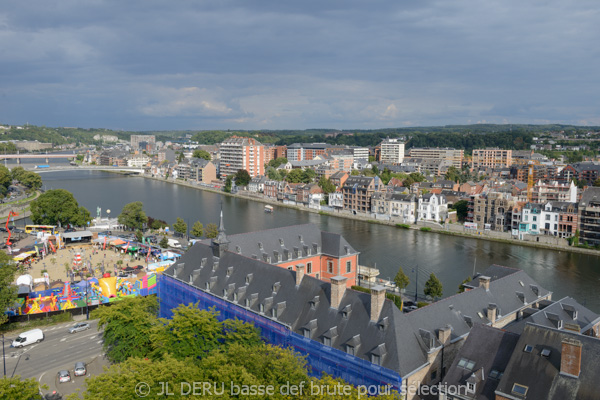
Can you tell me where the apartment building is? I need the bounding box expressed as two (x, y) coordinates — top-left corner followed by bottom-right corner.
(263, 145), (287, 165)
(579, 187), (600, 246)
(379, 138), (405, 164)
(130, 135), (155, 151)
(472, 149), (512, 169)
(408, 147), (464, 168)
(219, 136), (265, 179)
(467, 192), (514, 231)
(286, 143), (331, 161)
(342, 176), (382, 213)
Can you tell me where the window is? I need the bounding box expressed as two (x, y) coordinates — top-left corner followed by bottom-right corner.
(512, 383), (528, 396)
(489, 369), (503, 379)
(303, 329), (311, 339)
(371, 354), (381, 366)
(259, 304), (265, 313)
(307, 262), (312, 274)
(346, 261), (352, 273)
(523, 344), (533, 353)
(457, 358), (475, 371)
(541, 348), (551, 357)
(533, 216), (537, 222)
(323, 337), (331, 346)
(430, 369), (437, 381)
(327, 261), (334, 274)
(466, 382), (475, 393)
(346, 345), (355, 356)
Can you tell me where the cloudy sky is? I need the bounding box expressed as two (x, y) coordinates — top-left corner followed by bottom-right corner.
(1, 1), (599, 131)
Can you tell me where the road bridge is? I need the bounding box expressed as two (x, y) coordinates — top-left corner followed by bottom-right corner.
(25, 165), (145, 174)
(0, 153), (77, 163)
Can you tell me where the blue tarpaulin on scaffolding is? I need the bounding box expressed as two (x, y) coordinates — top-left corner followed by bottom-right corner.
(158, 275), (402, 392)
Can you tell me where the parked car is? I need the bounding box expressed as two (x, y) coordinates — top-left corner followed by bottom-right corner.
(98, 231), (112, 236)
(74, 362), (87, 377)
(57, 370), (71, 383)
(64, 228), (77, 233)
(68, 322), (90, 334)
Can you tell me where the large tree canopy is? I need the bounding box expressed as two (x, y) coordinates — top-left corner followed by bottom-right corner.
(30, 189), (91, 227)
(118, 201), (148, 230)
(192, 149), (211, 161)
(0, 253), (18, 325)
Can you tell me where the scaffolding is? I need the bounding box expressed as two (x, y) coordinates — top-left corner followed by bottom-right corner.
(159, 275), (402, 391)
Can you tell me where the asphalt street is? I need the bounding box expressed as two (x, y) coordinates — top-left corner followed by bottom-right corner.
(2, 319), (109, 397)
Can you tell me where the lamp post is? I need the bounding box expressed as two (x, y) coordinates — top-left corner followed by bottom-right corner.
(85, 279), (89, 320)
(2, 333), (6, 377)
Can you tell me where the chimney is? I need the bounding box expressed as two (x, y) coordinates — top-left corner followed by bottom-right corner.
(437, 325), (452, 345)
(330, 276), (348, 310)
(370, 285), (386, 322)
(560, 338), (582, 378)
(487, 303), (498, 324)
(479, 276), (491, 291)
(295, 264), (305, 286)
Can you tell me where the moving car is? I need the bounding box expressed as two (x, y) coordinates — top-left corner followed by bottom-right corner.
(58, 370), (71, 383)
(68, 322), (90, 334)
(12, 328), (44, 348)
(74, 362), (87, 377)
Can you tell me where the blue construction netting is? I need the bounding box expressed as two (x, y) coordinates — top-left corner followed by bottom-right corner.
(159, 275), (402, 392)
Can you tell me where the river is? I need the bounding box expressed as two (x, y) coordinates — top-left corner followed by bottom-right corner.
(39, 170), (600, 312)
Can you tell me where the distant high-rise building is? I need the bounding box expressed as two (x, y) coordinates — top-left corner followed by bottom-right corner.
(219, 136), (265, 179)
(379, 138), (405, 164)
(408, 147), (464, 168)
(472, 149), (512, 169)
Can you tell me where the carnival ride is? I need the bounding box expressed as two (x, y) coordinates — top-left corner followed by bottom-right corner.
(5, 211), (18, 246)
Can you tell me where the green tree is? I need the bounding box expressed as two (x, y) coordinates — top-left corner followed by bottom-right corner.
(19, 171), (43, 190)
(286, 168), (313, 183)
(172, 217), (187, 235)
(191, 221), (204, 237)
(266, 167), (281, 181)
(118, 201), (148, 230)
(350, 169), (360, 176)
(593, 178), (600, 187)
(424, 273), (443, 299)
(235, 169), (251, 186)
(0, 376), (44, 400)
(148, 216), (168, 230)
(10, 166), (26, 181)
(159, 235), (169, 248)
(393, 266), (410, 290)
(205, 223), (218, 239)
(267, 157), (288, 168)
(318, 177), (336, 194)
(0, 253), (17, 325)
(222, 319), (262, 348)
(224, 175), (233, 193)
(192, 149), (211, 161)
(458, 276), (472, 293)
(176, 151), (185, 163)
(93, 296), (158, 363)
(135, 230), (143, 242)
(453, 200), (469, 222)
(30, 189), (92, 227)
(151, 304), (225, 361)
(0, 165), (11, 197)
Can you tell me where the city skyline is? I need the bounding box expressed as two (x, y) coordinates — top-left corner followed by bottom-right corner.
(1, 1), (599, 131)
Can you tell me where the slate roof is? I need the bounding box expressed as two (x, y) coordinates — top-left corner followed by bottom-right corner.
(495, 324), (600, 400)
(580, 187), (600, 206)
(163, 240), (426, 376)
(465, 265), (520, 289)
(405, 266), (551, 342)
(504, 297), (600, 335)
(201, 224), (358, 264)
(442, 324), (520, 400)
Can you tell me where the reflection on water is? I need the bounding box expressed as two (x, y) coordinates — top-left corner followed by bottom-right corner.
(41, 170), (600, 312)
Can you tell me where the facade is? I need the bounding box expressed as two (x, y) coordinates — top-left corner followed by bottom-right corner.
(379, 138), (405, 164)
(467, 193), (514, 231)
(556, 202), (579, 238)
(579, 187), (600, 246)
(130, 135), (156, 150)
(286, 143), (331, 162)
(189, 159), (217, 184)
(371, 192), (418, 223)
(328, 191), (344, 209)
(418, 193), (448, 222)
(219, 137), (265, 179)
(248, 175), (266, 193)
(352, 147), (370, 161)
(342, 176), (382, 213)
(472, 149), (512, 169)
(408, 148), (464, 168)
(126, 155), (150, 167)
(522, 180), (578, 203)
(560, 162), (600, 186)
(263, 145), (287, 165)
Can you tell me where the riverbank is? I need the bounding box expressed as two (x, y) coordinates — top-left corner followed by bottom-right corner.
(120, 173), (600, 258)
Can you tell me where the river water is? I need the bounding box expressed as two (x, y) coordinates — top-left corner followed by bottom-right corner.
(39, 170), (600, 312)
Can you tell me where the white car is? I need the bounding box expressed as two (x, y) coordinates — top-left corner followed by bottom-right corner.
(58, 370), (71, 383)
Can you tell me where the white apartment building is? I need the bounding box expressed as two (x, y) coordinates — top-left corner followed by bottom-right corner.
(352, 147), (370, 161)
(379, 138), (405, 164)
(408, 148), (464, 168)
(127, 155), (150, 168)
(219, 137), (265, 179)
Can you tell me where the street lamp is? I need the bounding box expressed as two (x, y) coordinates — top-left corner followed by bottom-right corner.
(2, 333), (6, 377)
(86, 279), (89, 320)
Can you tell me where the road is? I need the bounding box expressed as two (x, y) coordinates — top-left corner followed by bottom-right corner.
(2, 319), (108, 397)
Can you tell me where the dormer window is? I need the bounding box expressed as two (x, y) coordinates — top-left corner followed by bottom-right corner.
(512, 383), (528, 396)
(466, 382), (475, 394)
(323, 337), (331, 346)
(371, 354), (381, 366)
(233, 292), (238, 302)
(346, 345), (355, 356)
(259, 304), (265, 313)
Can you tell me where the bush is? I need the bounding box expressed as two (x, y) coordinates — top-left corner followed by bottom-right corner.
(417, 301), (429, 308)
(396, 224), (410, 229)
(420, 227), (432, 232)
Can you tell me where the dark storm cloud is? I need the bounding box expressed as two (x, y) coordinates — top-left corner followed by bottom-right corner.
(1, 0), (599, 130)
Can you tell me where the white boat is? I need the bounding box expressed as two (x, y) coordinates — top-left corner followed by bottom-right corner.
(264, 205), (273, 213)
